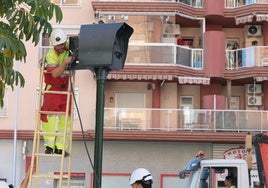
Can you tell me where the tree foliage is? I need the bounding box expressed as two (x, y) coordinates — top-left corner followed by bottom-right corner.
(0, 0), (63, 107)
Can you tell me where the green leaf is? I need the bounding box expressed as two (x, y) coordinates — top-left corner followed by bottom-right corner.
(54, 5), (63, 23)
(0, 0), (63, 107)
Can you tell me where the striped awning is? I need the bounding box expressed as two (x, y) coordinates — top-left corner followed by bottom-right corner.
(256, 14), (268, 22)
(235, 15), (254, 25)
(236, 14), (268, 25)
(255, 76), (268, 82)
(107, 74), (173, 80)
(178, 76), (210, 85)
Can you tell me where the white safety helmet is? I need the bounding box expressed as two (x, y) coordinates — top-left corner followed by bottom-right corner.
(50, 29), (67, 46)
(129, 168), (153, 185)
(0, 181), (9, 188)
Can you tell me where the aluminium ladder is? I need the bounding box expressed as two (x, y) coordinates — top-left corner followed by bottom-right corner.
(27, 60), (75, 188)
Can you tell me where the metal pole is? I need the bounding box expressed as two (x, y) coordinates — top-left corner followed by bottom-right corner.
(12, 60), (19, 187)
(93, 67), (108, 188)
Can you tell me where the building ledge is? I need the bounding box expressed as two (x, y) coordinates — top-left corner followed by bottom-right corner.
(0, 130), (250, 144)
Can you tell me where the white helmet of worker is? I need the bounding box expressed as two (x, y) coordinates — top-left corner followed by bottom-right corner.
(0, 181), (9, 188)
(129, 168), (153, 187)
(50, 29), (67, 46)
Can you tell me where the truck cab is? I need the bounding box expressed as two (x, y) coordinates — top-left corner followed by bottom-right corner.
(179, 158), (250, 188)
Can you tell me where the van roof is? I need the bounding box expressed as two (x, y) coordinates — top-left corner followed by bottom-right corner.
(201, 159), (247, 166)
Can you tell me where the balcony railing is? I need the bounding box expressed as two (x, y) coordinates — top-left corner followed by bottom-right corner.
(225, 46), (268, 69)
(103, 108), (268, 132)
(225, 0), (268, 8)
(97, 0), (203, 7)
(127, 43), (268, 70)
(126, 43), (203, 69)
(39, 43), (268, 70)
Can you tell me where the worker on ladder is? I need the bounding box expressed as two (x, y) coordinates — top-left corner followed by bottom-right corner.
(40, 28), (75, 157)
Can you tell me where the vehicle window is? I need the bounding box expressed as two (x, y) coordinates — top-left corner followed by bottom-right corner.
(199, 167), (238, 188)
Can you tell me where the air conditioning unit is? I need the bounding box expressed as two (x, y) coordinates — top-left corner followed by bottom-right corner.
(247, 25), (262, 37)
(247, 84), (262, 94)
(108, 15), (116, 22)
(163, 23), (181, 36)
(248, 96), (262, 106)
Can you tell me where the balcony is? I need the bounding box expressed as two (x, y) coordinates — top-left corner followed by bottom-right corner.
(39, 43), (268, 71)
(225, 0), (268, 8)
(126, 43), (268, 70)
(126, 43), (203, 68)
(95, 0), (203, 7)
(225, 46), (268, 69)
(103, 108), (268, 132)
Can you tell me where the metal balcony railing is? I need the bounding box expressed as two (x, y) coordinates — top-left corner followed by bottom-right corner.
(103, 108), (268, 132)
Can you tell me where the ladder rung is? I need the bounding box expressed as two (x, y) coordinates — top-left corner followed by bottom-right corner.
(37, 131), (70, 136)
(43, 70), (70, 75)
(39, 111), (66, 115)
(41, 90), (72, 95)
(34, 153), (70, 157)
(32, 173), (69, 179)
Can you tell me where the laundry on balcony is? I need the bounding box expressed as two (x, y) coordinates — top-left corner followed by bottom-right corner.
(177, 76), (210, 85)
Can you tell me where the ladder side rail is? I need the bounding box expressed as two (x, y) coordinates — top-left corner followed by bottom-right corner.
(58, 70), (75, 188)
(28, 60), (46, 188)
(67, 71), (76, 188)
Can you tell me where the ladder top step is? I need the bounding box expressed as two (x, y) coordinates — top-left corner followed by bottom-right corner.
(34, 153), (70, 157)
(32, 173), (70, 179)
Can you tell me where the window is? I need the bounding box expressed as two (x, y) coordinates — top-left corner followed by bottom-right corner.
(199, 167), (238, 188)
(50, 0), (80, 7)
(161, 174), (188, 188)
(54, 172), (85, 188)
(0, 91), (8, 117)
(180, 96), (195, 125)
(90, 173), (130, 188)
(115, 93), (145, 108)
(115, 93), (145, 130)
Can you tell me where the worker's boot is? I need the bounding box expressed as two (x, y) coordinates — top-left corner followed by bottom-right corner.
(55, 147), (69, 157)
(45, 146), (53, 154)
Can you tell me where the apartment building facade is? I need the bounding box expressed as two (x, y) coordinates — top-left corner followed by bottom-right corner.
(1, 0), (268, 187)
